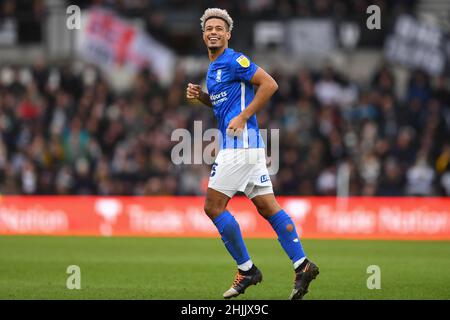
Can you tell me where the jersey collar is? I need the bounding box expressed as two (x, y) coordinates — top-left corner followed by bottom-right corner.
(210, 47), (231, 65)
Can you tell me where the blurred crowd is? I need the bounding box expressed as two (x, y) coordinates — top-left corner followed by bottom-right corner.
(0, 0), (419, 48)
(0, 0), (44, 44)
(268, 65), (450, 196)
(73, 0), (416, 19)
(0, 58), (449, 196)
(70, 0), (417, 53)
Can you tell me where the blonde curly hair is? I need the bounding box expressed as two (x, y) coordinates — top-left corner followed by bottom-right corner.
(200, 8), (234, 32)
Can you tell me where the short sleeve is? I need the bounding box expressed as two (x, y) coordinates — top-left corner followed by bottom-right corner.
(231, 53), (258, 83)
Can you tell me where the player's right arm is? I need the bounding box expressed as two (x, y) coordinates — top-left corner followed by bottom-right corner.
(186, 83), (213, 108)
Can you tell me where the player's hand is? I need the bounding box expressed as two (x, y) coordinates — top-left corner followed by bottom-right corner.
(226, 114), (247, 137)
(186, 83), (202, 100)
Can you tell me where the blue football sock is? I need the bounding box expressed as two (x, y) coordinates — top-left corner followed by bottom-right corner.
(213, 210), (251, 265)
(268, 210), (306, 264)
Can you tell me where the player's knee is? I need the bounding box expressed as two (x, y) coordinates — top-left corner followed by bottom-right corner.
(255, 200), (281, 219)
(256, 203), (271, 218)
(203, 201), (225, 219)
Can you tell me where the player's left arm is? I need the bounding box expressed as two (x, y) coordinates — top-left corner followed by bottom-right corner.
(241, 67), (278, 120)
(227, 67), (278, 133)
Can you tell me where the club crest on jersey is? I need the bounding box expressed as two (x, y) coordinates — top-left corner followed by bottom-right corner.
(236, 55), (250, 68)
(216, 69), (222, 82)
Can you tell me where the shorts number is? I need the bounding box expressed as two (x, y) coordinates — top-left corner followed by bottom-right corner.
(211, 162), (218, 177)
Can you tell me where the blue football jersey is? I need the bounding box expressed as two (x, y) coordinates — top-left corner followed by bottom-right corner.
(206, 48), (265, 149)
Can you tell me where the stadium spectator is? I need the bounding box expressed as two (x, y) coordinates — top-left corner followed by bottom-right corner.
(0, 58), (449, 196)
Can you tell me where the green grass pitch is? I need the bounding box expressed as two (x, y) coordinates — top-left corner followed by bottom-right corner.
(0, 235), (449, 299)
